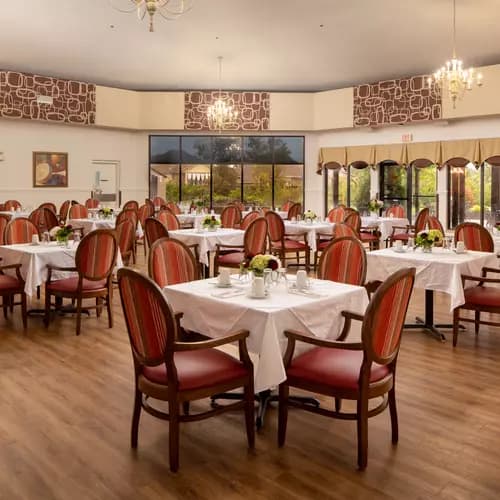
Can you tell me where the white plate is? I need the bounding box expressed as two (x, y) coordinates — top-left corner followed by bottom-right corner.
(247, 292), (268, 299)
(208, 279), (237, 288)
(393, 248), (406, 253)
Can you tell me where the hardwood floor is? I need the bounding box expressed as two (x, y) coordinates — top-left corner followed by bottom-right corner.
(1, 256), (500, 499)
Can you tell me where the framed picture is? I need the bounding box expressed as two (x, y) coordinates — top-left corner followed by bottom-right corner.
(33, 152), (68, 187)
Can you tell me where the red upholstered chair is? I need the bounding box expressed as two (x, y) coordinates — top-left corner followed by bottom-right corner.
(117, 267), (255, 472)
(314, 222), (359, 268)
(388, 207), (429, 247)
(4, 218), (39, 244)
(278, 267), (416, 470)
(116, 208), (138, 228)
(69, 204), (88, 219)
(344, 210), (380, 251)
(214, 217), (268, 275)
(4, 200), (21, 211)
(281, 201), (293, 212)
(85, 198), (99, 209)
(44, 229), (118, 336)
(265, 211), (310, 271)
(137, 203), (155, 255)
(166, 201), (181, 215)
(385, 205), (405, 218)
(426, 216), (445, 245)
(0, 214), (10, 245)
(220, 205), (241, 228)
(152, 196), (166, 209)
(157, 210), (180, 231)
(115, 219), (136, 266)
(240, 211), (260, 230)
(59, 200), (71, 224)
(123, 200), (139, 212)
(149, 237), (199, 287)
(287, 203), (302, 220)
(327, 206), (346, 223)
(29, 207), (51, 234)
(144, 217), (169, 249)
(39, 202), (57, 214)
(0, 258), (27, 329)
(454, 222), (494, 252)
(317, 236), (367, 286)
(344, 211), (361, 233)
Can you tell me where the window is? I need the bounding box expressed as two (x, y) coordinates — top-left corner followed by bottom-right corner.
(412, 165), (437, 221)
(350, 165), (371, 213)
(380, 162), (408, 214)
(324, 168), (347, 211)
(149, 135), (304, 210)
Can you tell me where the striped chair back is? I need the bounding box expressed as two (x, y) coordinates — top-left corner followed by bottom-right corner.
(116, 209), (138, 228)
(385, 205), (405, 218)
(123, 200), (139, 212)
(318, 236), (367, 286)
(244, 217), (268, 258)
(85, 198), (99, 209)
(157, 210), (180, 231)
(327, 206), (346, 223)
(118, 268), (175, 363)
(281, 201), (292, 212)
(0, 214), (10, 245)
(4, 200), (21, 211)
(144, 217), (169, 248)
(333, 222), (358, 239)
(115, 219), (136, 266)
(29, 208), (49, 233)
(221, 205), (241, 228)
(138, 203), (154, 228)
(39, 202), (57, 214)
(265, 211), (285, 243)
(5, 218), (39, 244)
(414, 207), (430, 233)
(166, 201), (181, 215)
(69, 204), (88, 219)
(149, 237), (198, 288)
(153, 196), (166, 208)
(241, 211), (260, 230)
(145, 199), (155, 213)
(232, 201), (245, 211)
(76, 229), (118, 281)
(426, 215), (445, 234)
(59, 200), (71, 222)
(454, 222), (494, 252)
(364, 268), (415, 363)
(287, 203), (302, 220)
(344, 211), (361, 234)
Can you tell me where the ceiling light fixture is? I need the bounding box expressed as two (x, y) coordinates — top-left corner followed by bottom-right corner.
(207, 56), (238, 132)
(110, 0), (193, 32)
(428, 0), (483, 108)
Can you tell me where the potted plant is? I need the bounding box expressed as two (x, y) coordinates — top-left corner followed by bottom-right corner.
(415, 229), (443, 252)
(202, 215), (220, 231)
(98, 207), (114, 219)
(244, 254), (281, 277)
(303, 210), (317, 223)
(367, 199), (384, 217)
(52, 224), (74, 246)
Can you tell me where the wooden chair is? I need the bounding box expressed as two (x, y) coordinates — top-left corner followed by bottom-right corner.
(157, 210), (180, 231)
(317, 236), (367, 286)
(137, 203), (155, 255)
(385, 205), (405, 218)
(116, 208), (138, 228)
(29, 208), (51, 234)
(149, 237), (199, 287)
(214, 217), (268, 275)
(240, 211), (260, 230)
(59, 200), (71, 224)
(4, 200), (21, 211)
(123, 200), (139, 212)
(281, 201), (293, 212)
(44, 229), (118, 336)
(115, 219), (136, 266)
(327, 206), (346, 223)
(69, 204), (88, 219)
(388, 207), (429, 247)
(4, 218), (39, 244)
(166, 201), (181, 215)
(278, 267), (416, 469)
(39, 202), (57, 214)
(220, 205), (241, 228)
(314, 222), (359, 269)
(0, 258), (27, 329)
(287, 203), (302, 220)
(345, 211), (380, 251)
(454, 222), (494, 252)
(152, 196), (166, 209)
(85, 198), (99, 209)
(144, 217), (169, 249)
(426, 216), (445, 245)
(0, 214), (10, 245)
(117, 267), (255, 472)
(265, 211), (310, 271)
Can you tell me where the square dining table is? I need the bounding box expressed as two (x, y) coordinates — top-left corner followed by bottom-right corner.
(283, 220), (334, 252)
(68, 217), (144, 238)
(361, 216), (410, 243)
(163, 276), (369, 394)
(0, 210), (31, 220)
(366, 246), (498, 340)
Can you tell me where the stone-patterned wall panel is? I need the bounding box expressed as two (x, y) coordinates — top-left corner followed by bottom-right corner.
(184, 91), (269, 131)
(0, 70), (95, 125)
(353, 75), (441, 127)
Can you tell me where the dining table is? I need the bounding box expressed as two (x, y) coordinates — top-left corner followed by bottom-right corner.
(242, 210), (288, 220)
(361, 216), (410, 243)
(68, 217), (144, 237)
(283, 220), (334, 252)
(366, 246), (498, 340)
(176, 213), (221, 228)
(0, 210), (31, 220)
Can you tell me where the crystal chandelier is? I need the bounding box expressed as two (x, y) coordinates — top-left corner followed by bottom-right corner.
(110, 0), (193, 32)
(207, 57), (238, 132)
(428, 0), (483, 108)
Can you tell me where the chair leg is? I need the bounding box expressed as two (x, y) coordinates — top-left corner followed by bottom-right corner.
(96, 297), (102, 317)
(168, 402), (180, 472)
(131, 388), (142, 449)
(388, 387), (398, 444)
(475, 310), (480, 335)
(21, 292), (27, 330)
(335, 398), (342, 413)
(106, 290), (113, 329)
(182, 402), (190, 415)
(278, 383), (289, 447)
(453, 308), (460, 347)
(244, 378), (255, 449)
(76, 296), (83, 336)
(44, 290), (51, 328)
(2, 296), (7, 319)
(356, 397), (369, 470)
(305, 249), (310, 272)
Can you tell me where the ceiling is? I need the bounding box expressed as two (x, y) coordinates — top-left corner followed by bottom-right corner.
(1, 0), (500, 92)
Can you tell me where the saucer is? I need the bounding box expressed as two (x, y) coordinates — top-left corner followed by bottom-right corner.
(208, 279), (234, 288)
(393, 247), (406, 253)
(248, 291), (268, 299)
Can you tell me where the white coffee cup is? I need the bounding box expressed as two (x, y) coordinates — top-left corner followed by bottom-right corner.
(296, 270), (308, 290)
(218, 268), (231, 286)
(395, 240), (403, 250)
(252, 277), (266, 297)
(31, 234), (39, 244)
(456, 241), (465, 253)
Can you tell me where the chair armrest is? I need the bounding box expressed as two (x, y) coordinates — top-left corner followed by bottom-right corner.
(46, 265), (77, 272)
(0, 263), (24, 281)
(482, 267), (500, 275)
(215, 243), (244, 250)
(337, 310), (365, 341)
(284, 231), (308, 238)
(461, 274), (500, 285)
(364, 280), (382, 297)
(174, 329), (249, 351)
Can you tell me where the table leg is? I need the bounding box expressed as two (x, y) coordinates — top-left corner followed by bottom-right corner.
(404, 289), (447, 342)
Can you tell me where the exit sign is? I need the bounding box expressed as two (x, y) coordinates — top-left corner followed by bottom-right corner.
(401, 133), (413, 143)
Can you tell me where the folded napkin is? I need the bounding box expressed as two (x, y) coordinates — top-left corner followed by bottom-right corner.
(211, 289), (246, 299)
(288, 288), (326, 299)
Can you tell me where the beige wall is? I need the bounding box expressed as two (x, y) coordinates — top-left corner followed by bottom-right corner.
(269, 93), (314, 131)
(313, 87), (354, 131)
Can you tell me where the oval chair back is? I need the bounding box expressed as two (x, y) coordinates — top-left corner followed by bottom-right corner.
(333, 222), (358, 239)
(85, 198), (99, 209)
(414, 207), (430, 233)
(144, 217), (169, 248)
(149, 237), (198, 288)
(39, 202), (57, 214)
(59, 200), (71, 222)
(454, 222), (494, 252)
(317, 236), (367, 286)
(166, 201), (181, 215)
(0, 214), (10, 245)
(138, 203), (154, 228)
(327, 206), (346, 223)
(5, 217), (39, 244)
(265, 211), (285, 244)
(220, 205), (241, 228)
(29, 207), (49, 233)
(287, 203), (302, 220)
(76, 229), (118, 282)
(241, 211), (260, 230)
(244, 217), (268, 258)
(69, 204), (88, 219)
(281, 201), (292, 212)
(123, 200), (139, 212)
(344, 211), (361, 234)
(385, 205), (405, 218)
(426, 215), (445, 233)
(4, 200), (21, 211)
(116, 209), (138, 228)
(153, 196), (166, 208)
(115, 219), (136, 266)
(157, 210), (180, 231)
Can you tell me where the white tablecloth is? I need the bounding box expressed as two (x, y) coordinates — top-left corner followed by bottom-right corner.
(68, 218), (144, 238)
(0, 211), (30, 220)
(361, 216), (409, 242)
(284, 221), (334, 251)
(176, 213), (220, 228)
(242, 210), (288, 219)
(366, 247), (498, 311)
(163, 277), (369, 392)
(169, 228), (244, 266)
(0, 242), (123, 296)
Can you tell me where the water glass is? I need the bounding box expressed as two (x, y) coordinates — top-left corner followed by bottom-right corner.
(73, 232), (81, 244)
(271, 270), (279, 287)
(263, 268), (272, 290)
(277, 267), (287, 284)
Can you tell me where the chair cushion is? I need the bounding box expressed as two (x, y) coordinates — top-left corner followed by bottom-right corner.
(142, 348), (248, 392)
(318, 239), (332, 250)
(273, 239), (307, 250)
(47, 277), (107, 293)
(464, 286), (500, 307)
(287, 347), (389, 391)
(0, 274), (22, 292)
(359, 233), (379, 242)
(217, 251), (245, 265)
(390, 233), (410, 241)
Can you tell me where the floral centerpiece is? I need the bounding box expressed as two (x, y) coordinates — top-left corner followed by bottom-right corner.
(303, 210), (316, 222)
(51, 224), (73, 244)
(495, 222), (500, 232)
(99, 207), (114, 219)
(242, 254), (281, 277)
(367, 199), (384, 214)
(415, 229), (443, 252)
(202, 215), (220, 230)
